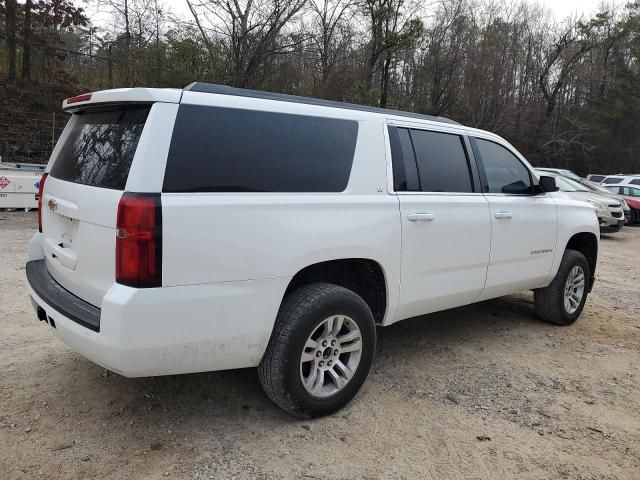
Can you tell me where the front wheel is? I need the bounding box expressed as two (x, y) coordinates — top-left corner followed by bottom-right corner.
(258, 283), (376, 418)
(534, 249), (590, 326)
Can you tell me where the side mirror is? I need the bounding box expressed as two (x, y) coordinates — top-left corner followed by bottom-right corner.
(538, 175), (558, 193)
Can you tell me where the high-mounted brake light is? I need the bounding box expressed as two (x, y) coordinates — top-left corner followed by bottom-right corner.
(116, 193), (162, 288)
(37, 173), (48, 233)
(65, 93), (92, 104)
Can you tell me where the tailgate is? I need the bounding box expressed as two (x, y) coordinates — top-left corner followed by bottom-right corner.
(41, 106), (150, 307)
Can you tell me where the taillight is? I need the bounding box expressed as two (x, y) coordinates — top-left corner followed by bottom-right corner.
(116, 193), (162, 288)
(37, 173), (48, 232)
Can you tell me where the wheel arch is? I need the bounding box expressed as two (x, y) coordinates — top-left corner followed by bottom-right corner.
(283, 258), (389, 325)
(564, 232), (598, 291)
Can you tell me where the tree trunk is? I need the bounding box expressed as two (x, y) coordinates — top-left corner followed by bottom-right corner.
(6, 0), (18, 82)
(22, 0), (32, 80)
(108, 44), (113, 88)
(124, 0), (131, 84)
(155, 0), (161, 86)
(379, 55), (392, 107)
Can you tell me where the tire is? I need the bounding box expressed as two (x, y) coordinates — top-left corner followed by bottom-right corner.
(534, 249), (590, 326)
(258, 283), (376, 418)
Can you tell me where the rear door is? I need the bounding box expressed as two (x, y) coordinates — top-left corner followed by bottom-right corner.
(42, 105), (158, 307)
(390, 125), (491, 321)
(470, 137), (557, 300)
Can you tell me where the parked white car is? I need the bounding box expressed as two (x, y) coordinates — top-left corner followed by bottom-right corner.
(27, 85), (600, 417)
(598, 175), (640, 186)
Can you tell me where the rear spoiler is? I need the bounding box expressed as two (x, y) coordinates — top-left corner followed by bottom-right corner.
(62, 88), (182, 113)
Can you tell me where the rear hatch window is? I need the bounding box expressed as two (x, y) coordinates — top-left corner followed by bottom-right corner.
(50, 106), (150, 190)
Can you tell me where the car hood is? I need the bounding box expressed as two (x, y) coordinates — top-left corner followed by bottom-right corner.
(561, 191), (622, 206)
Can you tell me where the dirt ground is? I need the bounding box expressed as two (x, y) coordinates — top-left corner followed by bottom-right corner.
(1, 211), (638, 480)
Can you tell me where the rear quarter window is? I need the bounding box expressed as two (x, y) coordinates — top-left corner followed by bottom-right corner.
(163, 105), (359, 193)
(50, 106), (150, 190)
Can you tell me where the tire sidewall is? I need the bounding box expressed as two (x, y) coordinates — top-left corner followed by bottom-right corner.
(557, 253), (590, 323)
(281, 288), (376, 417)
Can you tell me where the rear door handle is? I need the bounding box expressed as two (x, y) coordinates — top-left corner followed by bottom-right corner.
(494, 211), (513, 220)
(407, 213), (435, 222)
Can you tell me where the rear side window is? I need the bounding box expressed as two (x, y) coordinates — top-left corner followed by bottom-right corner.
(602, 177), (623, 184)
(630, 179), (640, 185)
(163, 105), (358, 193)
(589, 175), (605, 183)
(473, 138), (532, 194)
(410, 130), (473, 193)
(50, 106), (150, 190)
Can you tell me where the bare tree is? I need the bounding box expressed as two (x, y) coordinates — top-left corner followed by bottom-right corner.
(309, 0), (354, 95)
(186, 0), (307, 87)
(360, 0), (423, 106)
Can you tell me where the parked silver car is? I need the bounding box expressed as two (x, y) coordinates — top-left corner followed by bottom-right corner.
(537, 168), (632, 223)
(536, 170), (626, 232)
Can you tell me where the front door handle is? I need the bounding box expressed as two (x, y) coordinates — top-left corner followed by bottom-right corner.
(494, 211), (513, 220)
(408, 213), (435, 222)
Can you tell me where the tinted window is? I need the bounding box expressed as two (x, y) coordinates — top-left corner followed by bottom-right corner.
(589, 175), (605, 183)
(630, 179), (640, 185)
(163, 105), (358, 193)
(602, 177), (623, 184)
(474, 138), (532, 194)
(410, 130), (472, 193)
(50, 106), (150, 190)
(389, 127), (419, 191)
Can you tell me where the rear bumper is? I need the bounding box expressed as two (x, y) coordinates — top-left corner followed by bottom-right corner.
(26, 238), (287, 377)
(26, 260), (100, 332)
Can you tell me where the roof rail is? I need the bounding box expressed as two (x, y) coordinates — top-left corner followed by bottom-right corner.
(184, 82), (460, 126)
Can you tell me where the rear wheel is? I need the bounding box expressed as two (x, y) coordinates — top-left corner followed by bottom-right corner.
(534, 250), (590, 326)
(258, 283), (376, 418)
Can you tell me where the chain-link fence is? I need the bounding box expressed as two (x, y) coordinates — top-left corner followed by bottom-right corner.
(0, 112), (66, 164)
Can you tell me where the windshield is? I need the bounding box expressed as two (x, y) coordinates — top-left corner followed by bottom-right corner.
(588, 182), (617, 195)
(538, 168), (582, 182)
(559, 170), (582, 182)
(537, 171), (590, 192)
(558, 176), (590, 192)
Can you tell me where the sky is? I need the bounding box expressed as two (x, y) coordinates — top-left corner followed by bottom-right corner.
(535, 0), (624, 19)
(163, 0), (626, 18)
(88, 0), (628, 30)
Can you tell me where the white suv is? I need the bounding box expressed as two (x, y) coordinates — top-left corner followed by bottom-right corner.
(27, 84), (600, 418)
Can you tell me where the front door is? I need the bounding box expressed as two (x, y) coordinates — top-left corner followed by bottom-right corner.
(470, 137), (558, 301)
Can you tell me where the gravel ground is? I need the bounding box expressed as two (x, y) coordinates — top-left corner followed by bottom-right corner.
(1, 211), (639, 480)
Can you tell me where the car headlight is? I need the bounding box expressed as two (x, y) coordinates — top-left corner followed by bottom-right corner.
(586, 199), (607, 213)
(621, 199), (629, 209)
